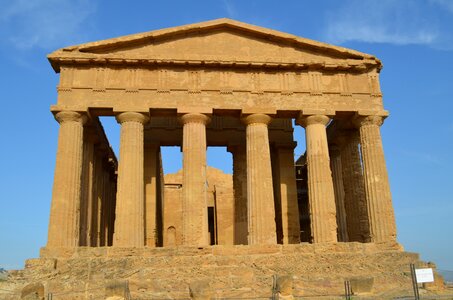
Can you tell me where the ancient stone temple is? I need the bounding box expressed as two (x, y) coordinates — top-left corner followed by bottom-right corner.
(45, 18), (397, 249)
(0, 19), (445, 299)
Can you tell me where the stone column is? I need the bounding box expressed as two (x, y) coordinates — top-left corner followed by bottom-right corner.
(296, 115), (337, 243)
(242, 114), (277, 245)
(274, 144), (300, 244)
(354, 115), (397, 242)
(102, 162), (111, 246)
(47, 111), (87, 248)
(105, 159), (115, 245)
(79, 131), (97, 246)
(339, 131), (370, 242)
(329, 145), (349, 242)
(144, 144), (158, 247)
(108, 170), (117, 246)
(228, 144), (248, 245)
(113, 112), (149, 247)
(99, 161), (110, 246)
(89, 146), (106, 247)
(180, 113), (210, 246)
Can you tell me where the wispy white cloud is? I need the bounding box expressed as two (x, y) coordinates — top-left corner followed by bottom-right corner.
(222, 0), (238, 19)
(430, 0), (453, 13)
(0, 0), (96, 50)
(323, 0), (453, 50)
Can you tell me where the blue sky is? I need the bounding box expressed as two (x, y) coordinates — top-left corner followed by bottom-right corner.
(0, 0), (452, 271)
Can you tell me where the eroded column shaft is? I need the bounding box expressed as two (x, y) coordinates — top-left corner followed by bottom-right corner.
(355, 116), (397, 242)
(113, 112), (148, 247)
(275, 146), (300, 244)
(243, 114), (276, 245)
(79, 136), (95, 246)
(181, 113), (210, 246)
(230, 145), (248, 245)
(329, 146), (348, 242)
(144, 144), (158, 247)
(47, 111), (87, 248)
(298, 115), (337, 243)
(340, 131), (370, 242)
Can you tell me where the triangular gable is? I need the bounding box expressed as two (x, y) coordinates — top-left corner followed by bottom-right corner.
(48, 18), (381, 72)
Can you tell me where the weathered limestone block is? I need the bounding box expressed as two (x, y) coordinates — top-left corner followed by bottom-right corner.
(276, 275), (294, 299)
(47, 111), (87, 248)
(242, 114), (277, 245)
(354, 115), (397, 242)
(329, 145), (348, 242)
(113, 112), (149, 247)
(180, 113), (211, 246)
(21, 283), (44, 300)
(189, 279), (212, 299)
(349, 276), (374, 295)
(297, 114), (337, 243)
(105, 280), (128, 299)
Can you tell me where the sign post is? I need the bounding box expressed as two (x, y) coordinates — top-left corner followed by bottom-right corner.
(410, 264), (435, 300)
(410, 264), (420, 300)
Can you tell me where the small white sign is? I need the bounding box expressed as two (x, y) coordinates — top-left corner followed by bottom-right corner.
(415, 268), (434, 283)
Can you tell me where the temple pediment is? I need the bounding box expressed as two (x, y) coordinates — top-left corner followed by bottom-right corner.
(48, 18), (381, 72)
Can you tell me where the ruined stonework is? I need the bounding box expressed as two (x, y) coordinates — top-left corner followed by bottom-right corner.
(163, 167), (234, 247)
(0, 18), (446, 299)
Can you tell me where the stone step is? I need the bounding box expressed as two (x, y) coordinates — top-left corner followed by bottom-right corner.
(2, 244), (440, 299)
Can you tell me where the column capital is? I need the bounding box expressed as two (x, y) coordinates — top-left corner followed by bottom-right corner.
(353, 115), (384, 128)
(296, 114), (330, 128)
(55, 111), (88, 125)
(179, 113), (211, 125)
(116, 112), (149, 124)
(241, 113), (272, 126)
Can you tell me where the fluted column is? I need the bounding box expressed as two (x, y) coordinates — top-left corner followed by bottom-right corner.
(339, 131), (370, 242)
(297, 115), (337, 243)
(144, 144), (158, 247)
(242, 114), (276, 245)
(354, 116), (397, 242)
(47, 111), (87, 248)
(79, 131), (97, 246)
(180, 113), (210, 246)
(99, 159), (109, 246)
(274, 144), (300, 244)
(228, 144), (248, 245)
(329, 145), (348, 242)
(108, 170), (117, 246)
(113, 112), (149, 247)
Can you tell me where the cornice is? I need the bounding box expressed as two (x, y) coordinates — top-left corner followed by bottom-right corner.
(48, 56), (379, 73)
